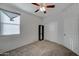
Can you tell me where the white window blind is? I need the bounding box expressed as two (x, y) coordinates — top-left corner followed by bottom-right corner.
(0, 8), (20, 35)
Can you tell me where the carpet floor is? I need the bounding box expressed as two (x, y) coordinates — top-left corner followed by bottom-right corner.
(1, 40), (78, 56)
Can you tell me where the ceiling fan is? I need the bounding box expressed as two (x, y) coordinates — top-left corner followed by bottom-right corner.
(32, 3), (55, 14)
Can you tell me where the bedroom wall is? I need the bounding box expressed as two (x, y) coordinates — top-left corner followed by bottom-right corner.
(42, 12), (65, 47)
(0, 3), (42, 53)
(43, 3), (79, 55)
(43, 16), (64, 45)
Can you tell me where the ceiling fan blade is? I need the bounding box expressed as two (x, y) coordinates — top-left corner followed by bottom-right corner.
(32, 3), (40, 6)
(46, 5), (55, 8)
(35, 9), (39, 13)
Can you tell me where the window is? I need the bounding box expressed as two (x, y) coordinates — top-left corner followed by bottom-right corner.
(0, 8), (20, 35)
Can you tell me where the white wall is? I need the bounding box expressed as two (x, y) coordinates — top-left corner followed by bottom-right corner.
(45, 22), (58, 42)
(43, 3), (79, 55)
(0, 3), (42, 53)
(43, 12), (64, 45)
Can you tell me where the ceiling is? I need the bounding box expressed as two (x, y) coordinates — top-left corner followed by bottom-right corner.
(11, 3), (72, 18)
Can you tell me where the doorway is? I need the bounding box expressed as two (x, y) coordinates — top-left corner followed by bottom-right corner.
(38, 25), (44, 41)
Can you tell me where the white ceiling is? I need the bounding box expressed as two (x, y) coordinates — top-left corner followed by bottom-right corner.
(11, 3), (72, 18)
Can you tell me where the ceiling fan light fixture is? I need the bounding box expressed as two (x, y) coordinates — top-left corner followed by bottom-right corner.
(42, 7), (46, 11)
(40, 7), (43, 12)
(32, 3), (55, 14)
(40, 7), (46, 12)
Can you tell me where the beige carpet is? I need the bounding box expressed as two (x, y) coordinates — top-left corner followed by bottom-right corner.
(1, 40), (78, 56)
